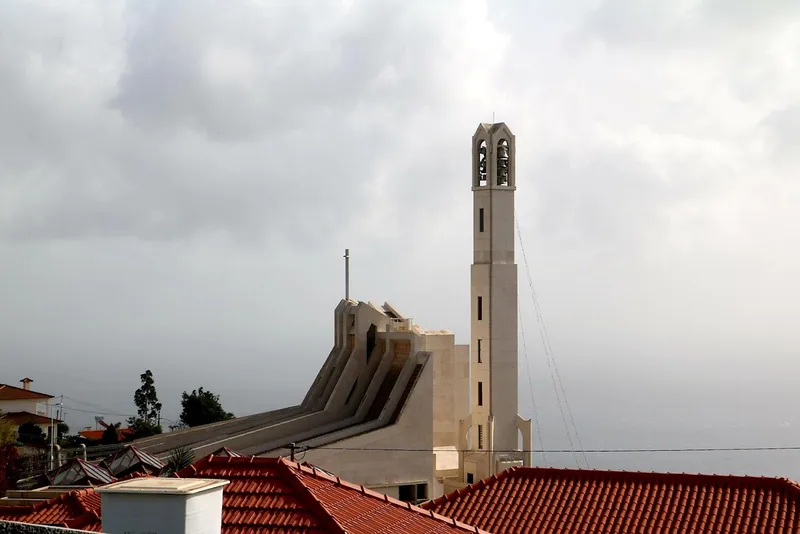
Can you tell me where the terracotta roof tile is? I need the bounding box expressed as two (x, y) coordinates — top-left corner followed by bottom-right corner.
(78, 429), (132, 441)
(423, 466), (800, 534)
(0, 384), (53, 401)
(177, 455), (489, 534)
(0, 488), (101, 530)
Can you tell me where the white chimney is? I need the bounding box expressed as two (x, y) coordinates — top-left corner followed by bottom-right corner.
(97, 478), (229, 534)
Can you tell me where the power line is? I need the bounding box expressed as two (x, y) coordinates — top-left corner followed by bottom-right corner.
(516, 218), (588, 469)
(60, 404), (178, 425)
(300, 445), (800, 454)
(518, 297), (546, 465)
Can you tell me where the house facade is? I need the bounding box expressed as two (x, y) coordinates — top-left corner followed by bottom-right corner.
(0, 378), (60, 440)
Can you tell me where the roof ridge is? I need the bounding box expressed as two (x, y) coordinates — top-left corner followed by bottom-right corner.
(70, 488), (99, 514)
(284, 458), (492, 533)
(508, 466), (800, 489)
(0, 383), (53, 398)
(275, 458), (347, 534)
(174, 453), (215, 477)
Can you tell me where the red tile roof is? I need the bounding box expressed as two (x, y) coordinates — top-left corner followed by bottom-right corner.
(177, 455), (490, 534)
(423, 466), (800, 534)
(78, 428), (133, 441)
(3, 412), (61, 425)
(1, 456), (486, 534)
(0, 488), (101, 531)
(0, 384), (53, 401)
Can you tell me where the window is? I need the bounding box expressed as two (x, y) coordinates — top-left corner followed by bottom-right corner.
(477, 339), (482, 363)
(398, 483), (428, 504)
(477, 140), (488, 186)
(478, 425), (484, 450)
(467, 473), (474, 484)
(478, 382), (483, 406)
(479, 208), (484, 232)
(477, 296), (483, 321)
(497, 139), (509, 186)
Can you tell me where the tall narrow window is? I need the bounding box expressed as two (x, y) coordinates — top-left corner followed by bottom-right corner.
(478, 382), (483, 406)
(497, 139), (509, 186)
(477, 339), (482, 363)
(478, 424), (484, 450)
(477, 140), (488, 186)
(479, 208), (484, 233)
(477, 296), (483, 321)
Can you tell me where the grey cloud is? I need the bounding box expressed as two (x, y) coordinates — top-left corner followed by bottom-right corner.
(530, 148), (672, 250)
(761, 105), (800, 165)
(578, 0), (800, 49)
(112, 0), (452, 140)
(0, 0), (489, 245)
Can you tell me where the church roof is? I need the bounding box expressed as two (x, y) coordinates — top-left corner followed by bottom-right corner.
(423, 466), (800, 534)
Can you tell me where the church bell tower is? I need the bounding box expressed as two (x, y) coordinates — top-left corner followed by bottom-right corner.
(469, 122), (526, 464)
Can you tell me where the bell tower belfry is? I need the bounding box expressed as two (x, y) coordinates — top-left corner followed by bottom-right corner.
(455, 122), (532, 484)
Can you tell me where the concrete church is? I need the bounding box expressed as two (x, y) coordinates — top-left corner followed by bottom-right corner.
(128, 122), (532, 501)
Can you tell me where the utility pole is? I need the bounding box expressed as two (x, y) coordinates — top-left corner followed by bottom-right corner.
(49, 404), (54, 471)
(344, 249), (350, 301)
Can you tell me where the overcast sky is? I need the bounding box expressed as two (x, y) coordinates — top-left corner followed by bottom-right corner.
(1, 0), (799, 460)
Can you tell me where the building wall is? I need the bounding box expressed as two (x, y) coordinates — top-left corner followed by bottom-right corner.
(0, 400), (49, 416)
(430, 336), (469, 450)
(299, 355), (435, 494)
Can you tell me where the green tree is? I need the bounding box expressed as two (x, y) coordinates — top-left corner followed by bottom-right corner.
(17, 421), (45, 445)
(101, 422), (121, 444)
(0, 442), (19, 496)
(0, 411), (22, 495)
(134, 370), (162, 425)
(125, 417), (162, 441)
(179, 388), (234, 428)
(57, 422), (69, 441)
(165, 445), (195, 475)
(0, 411), (16, 446)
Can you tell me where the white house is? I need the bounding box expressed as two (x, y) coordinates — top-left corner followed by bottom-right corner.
(0, 378), (60, 440)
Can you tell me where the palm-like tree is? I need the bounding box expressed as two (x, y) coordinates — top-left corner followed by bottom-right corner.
(165, 445), (195, 475)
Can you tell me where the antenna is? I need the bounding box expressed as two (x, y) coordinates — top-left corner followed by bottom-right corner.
(344, 249), (350, 301)
(492, 111), (495, 124)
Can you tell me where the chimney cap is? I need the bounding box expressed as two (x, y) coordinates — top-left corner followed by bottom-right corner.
(97, 477), (229, 496)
